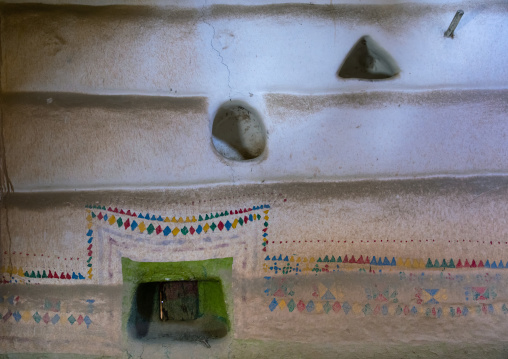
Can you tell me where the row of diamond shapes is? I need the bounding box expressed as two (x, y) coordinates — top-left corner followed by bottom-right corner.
(85, 204), (270, 223)
(1, 310), (92, 328)
(268, 298), (507, 317)
(92, 211), (269, 236)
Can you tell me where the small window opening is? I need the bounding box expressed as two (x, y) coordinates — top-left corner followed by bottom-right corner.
(159, 281), (199, 321)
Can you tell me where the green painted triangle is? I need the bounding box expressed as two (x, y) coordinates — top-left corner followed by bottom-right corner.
(323, 255), (330, 262)
(24, 271), (30, 277)
(199, 215), (204, 221)
(330, 255), (336, 262)
(215, 213), (220, 218)
(42, 270), (47, 278)
(317, 257), (322, 262)
(205, 214), (210, 220)
(30, 271), (36, 278)
(337, 256), (342, 263)
(91, 212), (96, 218)
(426, 258), (434, 268)
(441, 259), (448, 268)
(433, 259), (440, 268)
(37, 271), (42, 278)
(448, 259), (455, 268)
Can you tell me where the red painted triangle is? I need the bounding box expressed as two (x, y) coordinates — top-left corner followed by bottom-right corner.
(357, 255), (364, 264)
(108, 207), (113, 212)
(60, 272), (66, 279)
(478, 260), (484, 268)
(239, 209), (243, 214)
(113, 208), (119, 213)
(126, 210), (132, 216)
(66, 273), (71, 280)
(48, 270), (53, 279)
(262, 247), (266, 251)
(120, 209), (125, 214)
(235, 210), (238, 214)
(471, 259), (477, 268)
(464, 259), (470, 268)
(87, 244), (92, 250)
(343, 255), (349, 263)
(456, 259), (463, 268)
(365, 256), (370, 264)
(262, 228), (268, 232)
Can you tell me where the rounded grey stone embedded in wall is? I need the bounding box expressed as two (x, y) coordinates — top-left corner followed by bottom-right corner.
(338, 35), (400, 80)
(212, 102), (266, 161)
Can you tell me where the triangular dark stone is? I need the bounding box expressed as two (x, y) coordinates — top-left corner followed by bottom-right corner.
(338, 35), (400, 80)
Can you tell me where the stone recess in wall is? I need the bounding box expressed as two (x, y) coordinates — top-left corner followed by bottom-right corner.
(212, 102), (266, 161)
(338, 35), (400, 80)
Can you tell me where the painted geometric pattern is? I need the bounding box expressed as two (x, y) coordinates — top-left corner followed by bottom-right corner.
(267, 297), (508, 318)
(263, 255), (508, 275)
(1, 203), (271, 283)
(0, 295), (93, 328)
(0, 204), (270, 283)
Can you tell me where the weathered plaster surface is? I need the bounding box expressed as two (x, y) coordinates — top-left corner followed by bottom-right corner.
(0, 1), (507, 358)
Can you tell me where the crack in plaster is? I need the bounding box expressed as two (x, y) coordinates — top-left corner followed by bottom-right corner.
(200, 4), (233, 100)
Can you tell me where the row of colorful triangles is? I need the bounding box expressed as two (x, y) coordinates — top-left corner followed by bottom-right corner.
(265, 254), (507, 268)
(93, 212), (267, 235)
(86, 204), (270, 222)
(1, 267), (89, 279)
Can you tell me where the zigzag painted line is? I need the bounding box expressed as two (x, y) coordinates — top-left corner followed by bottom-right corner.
(86, 204), (271, 223)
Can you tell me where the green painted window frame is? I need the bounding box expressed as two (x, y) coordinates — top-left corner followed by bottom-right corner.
(121, 257), (233, 337)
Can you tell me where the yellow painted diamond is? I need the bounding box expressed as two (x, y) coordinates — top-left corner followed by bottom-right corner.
(22, 311), (31, 322)
(86, 214), (92, 221)
(264, 215), (269, 220)
(138, 222), (146, 233)
(108, 215), (116, 225)
(172, 227), (180, 236)
(315, 302), (323, 313)
(203, 223), (210, 233)
(232, 219), (238, 229)
(279, 299), (287, 310)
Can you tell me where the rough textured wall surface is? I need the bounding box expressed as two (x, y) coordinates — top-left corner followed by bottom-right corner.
(0, 1), (507, 358)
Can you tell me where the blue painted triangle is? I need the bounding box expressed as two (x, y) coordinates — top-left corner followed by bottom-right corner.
(390, 257), (396, 266)
(383, 257), (390, 265)
(499, 260), (505, 268)
(321, 289), (336, 301)
(371, 256), (377, 265)
(278, 254), (283, 261)
(491, 261), (498, 269)
(265, 256), (270, 260)
(145, 213), (150, 220)
(425, 289), (439, 296)
(426, 298), (439, 305)
(272, 256), (277, 261)
(485, 260), (491, 268)
(284, 256), (289, 261)
(138, 213), (144, 218)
